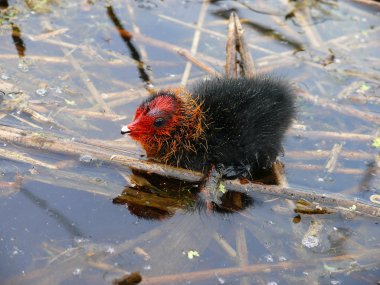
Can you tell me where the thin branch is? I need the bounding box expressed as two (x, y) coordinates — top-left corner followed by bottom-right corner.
(234, 13), (255, 78)
(176, 48), (221, 77)
(62, 48), (113, 113)
(140, 248), (380, 284)
(225, 13), (237, 78)
(180, 0), (209, 86)
(296, 87), (380, 125)
(0, 125), (378, 217)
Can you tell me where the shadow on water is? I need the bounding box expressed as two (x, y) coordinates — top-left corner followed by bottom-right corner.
(106, 5), (151, 85)
(21, 187), (85, 237)
(0, 0), (8, 9)
(112, 170), (255, 220)
(10, 23), (26, 57)
(211, 7), (305, 52)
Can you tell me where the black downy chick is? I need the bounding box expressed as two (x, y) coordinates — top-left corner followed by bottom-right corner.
(122, 76), (295, 180)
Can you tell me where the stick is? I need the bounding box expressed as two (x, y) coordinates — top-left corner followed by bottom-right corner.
(176, 48), (221, 77)
(180, 0), (209, 86)
(234, 14), (255, 78)
(0, 125), (378, 217)
(296, 87), (380, 125)
(140, 248), (380, 284)
(63, 48), (113, 113)
(225, 13), (237, 78)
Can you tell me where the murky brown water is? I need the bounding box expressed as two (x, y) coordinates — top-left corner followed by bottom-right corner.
(0, 0), (380, 284)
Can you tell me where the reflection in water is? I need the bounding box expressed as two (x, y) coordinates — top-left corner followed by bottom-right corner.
(212, 8), (304, 52)
(106, 6), (151, 85)
(11, 23), (26, 57)
(358, 160), (377, 193)
(112, 171), (254, 220)
(0, 0), (8, 9)
(21, 187), (84, 238)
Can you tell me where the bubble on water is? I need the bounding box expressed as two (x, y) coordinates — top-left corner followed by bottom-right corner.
(11, 246), (24, 257)
(106, 246), (115, 254)
(18, 62), (29, 72)
(73, 237), (90, 245)
(54, 87), (63, 94)
(137, 1), (158, 9)
(302, 235), (319, 248)
(1, 74), (10, 80)
(36, 88), (48, 96)
(264, 254), (274, 263)
(143, 264), (151, 270)
(215, 273), (225, 284)
(79, 154), (95, 163)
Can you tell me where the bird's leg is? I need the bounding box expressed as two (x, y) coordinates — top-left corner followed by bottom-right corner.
(198, 164), (224, 211)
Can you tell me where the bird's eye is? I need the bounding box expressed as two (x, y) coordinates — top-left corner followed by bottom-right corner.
(153, 117), (166, 128)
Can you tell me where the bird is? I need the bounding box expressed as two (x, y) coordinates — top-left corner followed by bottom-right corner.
(121, 76), (295, 180)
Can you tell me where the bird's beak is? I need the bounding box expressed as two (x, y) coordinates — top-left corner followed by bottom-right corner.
(121, 125), (131, 135)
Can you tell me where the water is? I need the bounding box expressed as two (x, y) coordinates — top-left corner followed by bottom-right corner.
(0, 0), (380, 284)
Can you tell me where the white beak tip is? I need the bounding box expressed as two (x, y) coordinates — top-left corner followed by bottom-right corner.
(121, 125), (130, 135)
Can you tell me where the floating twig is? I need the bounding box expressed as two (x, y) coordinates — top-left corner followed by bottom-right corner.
(180, 0), (209, 86)
(296, 87), (380, 125)
(234, 13), (255, 78)
(176, 48), (221, 77)
(140, 248), (380, 284)
(0, 125), (378, 217)
(225, 13), (237, 78)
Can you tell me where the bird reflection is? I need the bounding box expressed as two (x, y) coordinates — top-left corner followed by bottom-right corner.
(11, 23), (26, 57)
(112, 170), (254, 220)
(106, 6), (151, 85)
(0, 0), (8, 9)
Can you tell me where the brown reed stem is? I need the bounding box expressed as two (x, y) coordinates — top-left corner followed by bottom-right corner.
(140, 248), (380, 284)
(177, 48), (221, 77)
(225, 13), (237, 78)
(0, 125), (378, 217)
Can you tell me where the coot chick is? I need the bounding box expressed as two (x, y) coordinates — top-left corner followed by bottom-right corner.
(121, 76), (295, 179)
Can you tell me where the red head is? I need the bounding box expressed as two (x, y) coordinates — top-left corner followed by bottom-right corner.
(121, 93), (178, 136)
(121, 88), (206, 163)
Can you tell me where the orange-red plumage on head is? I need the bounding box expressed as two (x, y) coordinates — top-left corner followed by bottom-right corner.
(122, 88), (206, 162)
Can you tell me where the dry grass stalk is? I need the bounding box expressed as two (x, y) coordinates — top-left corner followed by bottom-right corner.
(287, 150), (373, 161)
(62, 48), (113, 113)
(0, 54), (68, 63)
(213, 232), (237, 259)
(180, 0), (209, 86)
(225, 13), (237, 78)
(158, 14), (276, 55)
(289, 128), (374, 141)
(235, 226), (250, 285)
(351, 0), (380, 8)
(0, 148), (57, 169)
(0, 124), (378, 217)
(133, 32), (225, 68)
(140, 248), (380, 285)
(293, 8), (323, 48)
(287, 163), (363, 175)
(325, 143), (343, 173)
(176, 48), (221, 77)
(234, 13), (255, 78)
(296, 88), (380, 124)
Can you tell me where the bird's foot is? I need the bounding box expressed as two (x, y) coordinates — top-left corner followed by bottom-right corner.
(199, 164), (225, 211)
